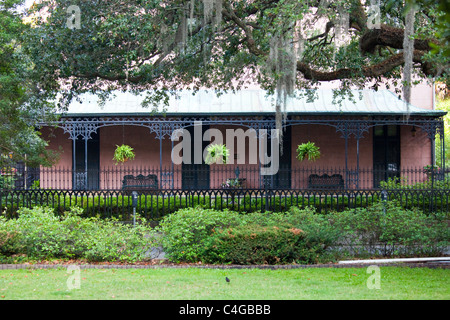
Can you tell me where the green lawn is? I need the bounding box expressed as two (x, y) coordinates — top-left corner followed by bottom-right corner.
(0, 266), (448, 300)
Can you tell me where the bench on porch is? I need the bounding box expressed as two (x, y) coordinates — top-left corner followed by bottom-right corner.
(122, 174), (158, 190)
(308, 174), (344, 190)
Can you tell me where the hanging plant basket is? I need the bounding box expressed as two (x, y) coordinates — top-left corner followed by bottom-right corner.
(205, 144), (230, 165)
(113, 144), (135, 165)
(296, 142), (321, 162)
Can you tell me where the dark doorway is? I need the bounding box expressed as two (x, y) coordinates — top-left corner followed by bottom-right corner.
(373, 125), (400, 188)
(73, 130), (100, 190)
(182, 124), (210, 190)
(262, 126), (292, 189)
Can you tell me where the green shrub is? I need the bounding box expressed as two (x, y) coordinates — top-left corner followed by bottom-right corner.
(156, 206), (341, 264)
(333, 201), (450, 257)
(380, 176), (450, 190)
(80, 218), (153, 262)
(0, 229), (23, 256)
(201, 224), (312, 265)
(0, 206), (156, 262)
(157, 207), (243, 262)
(7, 207), (71, 259)
(157, 203), (449, 264)
(284, 206), (342, 253)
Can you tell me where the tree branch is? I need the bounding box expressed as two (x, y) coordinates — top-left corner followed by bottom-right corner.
(222, 1), (266, 57)
(360, 24), (436, 54)
(296, 50), (431, 81)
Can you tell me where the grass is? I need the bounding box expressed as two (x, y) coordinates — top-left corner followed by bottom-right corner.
(0, 266), (448, 300)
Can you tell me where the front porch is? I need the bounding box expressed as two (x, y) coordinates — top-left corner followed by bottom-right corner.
(2, 89), (444, 192)
(31, 114), (445, 191)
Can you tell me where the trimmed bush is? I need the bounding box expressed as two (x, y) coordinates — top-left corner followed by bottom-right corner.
(201, 225), (314, 265)
(157, 208), (243, 263)
(156, 207), (340, 264)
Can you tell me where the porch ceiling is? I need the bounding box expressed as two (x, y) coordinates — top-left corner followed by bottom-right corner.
(62, 89), (446, 117)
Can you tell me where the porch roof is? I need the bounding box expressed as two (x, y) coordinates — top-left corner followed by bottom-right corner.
(63, 89), (446, 117)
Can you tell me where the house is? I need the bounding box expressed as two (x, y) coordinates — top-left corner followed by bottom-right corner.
(36, 87), (446, 191)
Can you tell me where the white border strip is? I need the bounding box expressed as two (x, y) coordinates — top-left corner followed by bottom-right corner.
(339, 257), (450, 264)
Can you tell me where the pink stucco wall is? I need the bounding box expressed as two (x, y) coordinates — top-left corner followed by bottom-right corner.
(290, 124), (373, 189)
(400, 125), (432, 184)
(98, 126), (176, 189)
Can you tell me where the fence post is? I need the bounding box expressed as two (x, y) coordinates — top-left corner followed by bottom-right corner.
(131, 191), (138, 227)
(381, 189), (388, 214)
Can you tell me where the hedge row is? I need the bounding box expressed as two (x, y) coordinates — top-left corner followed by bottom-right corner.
(0, 206), (154, 263)
(156, 201), (450, 264)
(1, 201), (448, 264)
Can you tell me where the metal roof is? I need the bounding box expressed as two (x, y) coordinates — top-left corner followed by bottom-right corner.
(62, 89), (446, 117)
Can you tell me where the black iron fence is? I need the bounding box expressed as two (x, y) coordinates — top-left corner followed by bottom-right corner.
(2, 164), (449, 191)
(1, 188), (449, 220)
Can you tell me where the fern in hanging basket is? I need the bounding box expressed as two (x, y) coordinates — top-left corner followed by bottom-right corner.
(205, 144), (230, 165)
(296, 142), (321, 162)
(113, 144), (135, 165)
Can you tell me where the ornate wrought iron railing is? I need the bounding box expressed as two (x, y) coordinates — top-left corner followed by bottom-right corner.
(2, 164), (448, 191)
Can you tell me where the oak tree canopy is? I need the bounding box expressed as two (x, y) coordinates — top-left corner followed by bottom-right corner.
(25, 0), (449, 107)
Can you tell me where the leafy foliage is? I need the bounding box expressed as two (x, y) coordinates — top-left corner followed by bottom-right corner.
(201, 224), (311, 265)
(0, 0), (58, 167)
(0, 206), (155, 262)
(113, 144), (136, 165)
(332, 201), (450, 257)
(205, 143), (230, 165)
(296, 141), (321, 162)
(156, 203), (449, 264)
(156, 207), (242, 262)
(23, 0), (449, 110)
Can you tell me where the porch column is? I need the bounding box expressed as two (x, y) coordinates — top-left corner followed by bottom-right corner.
(84, 134), (88, 187)
(71, 126), (88, 190)
(72, 129), (76, 189)
(344, 123), (349, 189)
(159, 126), (163, 189)
(356, 124), (361, 189)
(438, 119), (445, 171)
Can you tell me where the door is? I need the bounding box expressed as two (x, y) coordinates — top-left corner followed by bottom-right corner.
(373, 125), (400, 188)
(73, 130), (100, 190)
(182, 124), (210, 190)
(262, 126), (291, 189)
